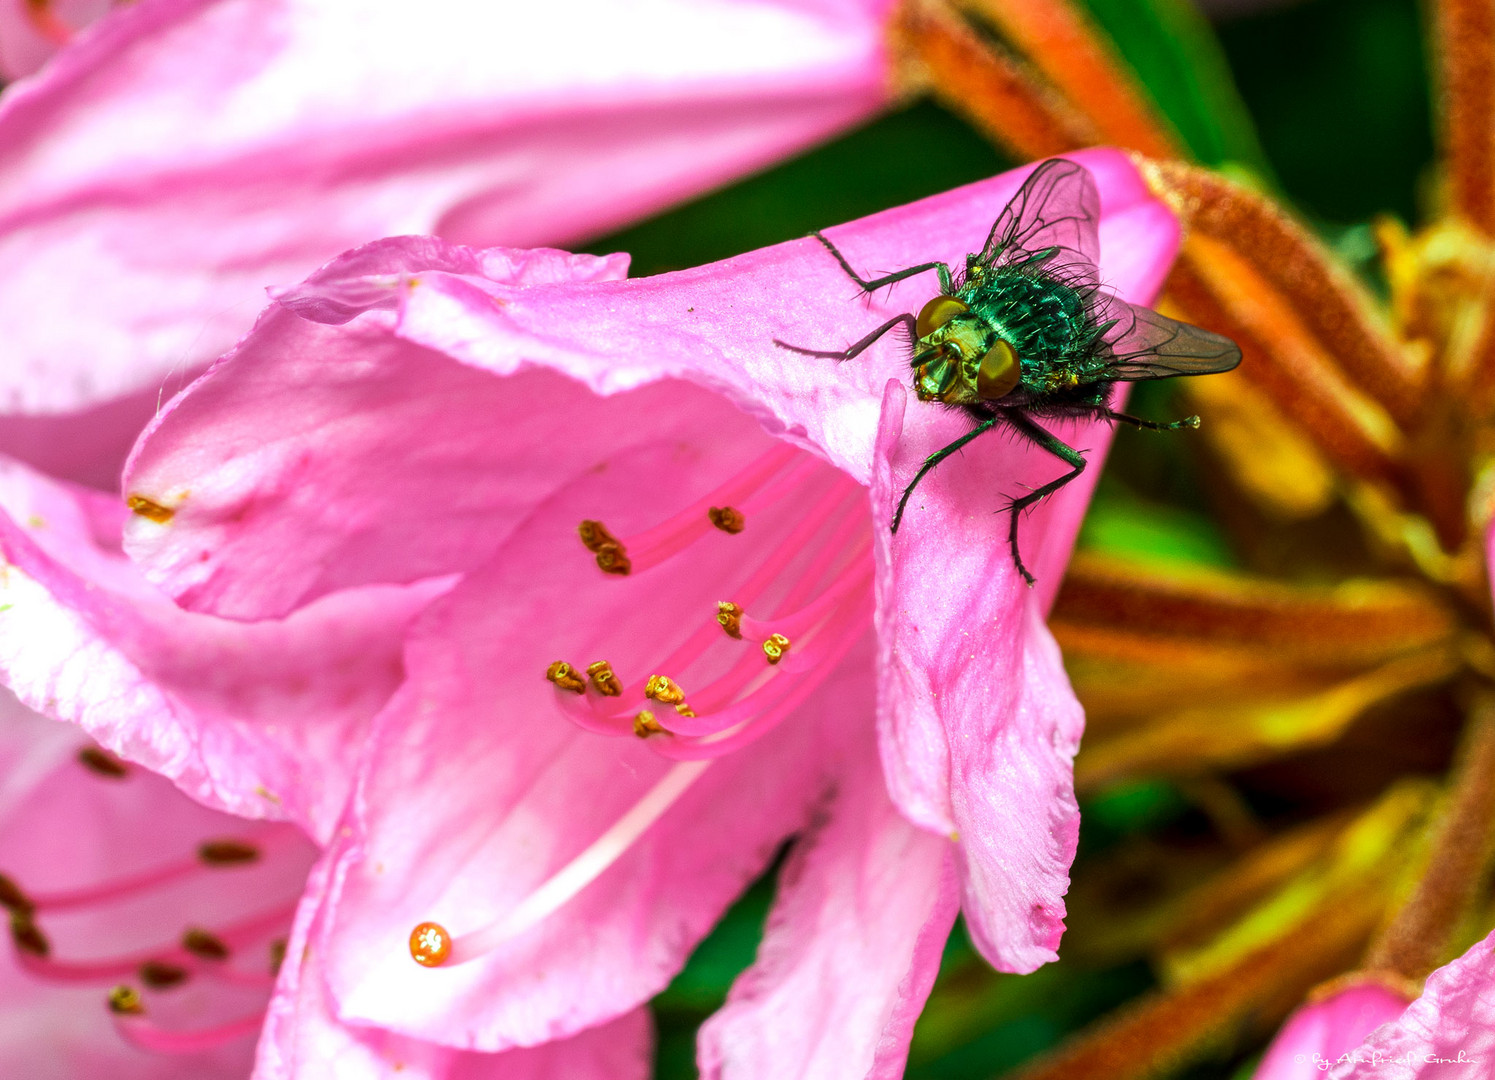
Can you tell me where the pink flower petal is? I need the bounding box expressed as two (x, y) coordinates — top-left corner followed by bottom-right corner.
(1329, 933), (1495, 1079)
(1256, 980), (1412, 1080)
(697, 734), (958, 1079)
(867, 167), (1179, 971)
(0, 0), (111, 81)
(257, 842), (652, 1079)
(316, 404), (875, 1048)
(0, 454), (443, 840)
(0, 0), (890, 414)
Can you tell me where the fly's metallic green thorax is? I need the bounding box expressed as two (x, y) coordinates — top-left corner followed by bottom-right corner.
(773, 157), (1243, 585)
(912, 257), (1107, 405)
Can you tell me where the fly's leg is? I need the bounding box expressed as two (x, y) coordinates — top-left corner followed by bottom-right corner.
(890, 415), (1001, 533)
(1001, 410), (1088, 587)
(811, 231), (955, 295)
(1106, 410), (1200, 432)
(774, 313), (916, 360)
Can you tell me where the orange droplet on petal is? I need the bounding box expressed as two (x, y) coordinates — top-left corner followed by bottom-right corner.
(409, 921), (451, 967)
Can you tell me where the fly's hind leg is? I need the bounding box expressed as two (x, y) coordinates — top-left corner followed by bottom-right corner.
(890, 415), (1001, 533)
(1106, 410), (1201, 432)
(774, 313), (916, 361)
(810, 230), (956, 295)
(1001, 410), (1088, 587)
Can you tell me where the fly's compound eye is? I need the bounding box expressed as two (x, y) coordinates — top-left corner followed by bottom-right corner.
(915, 295), (968, 338)
(977, 339), (1021, 400)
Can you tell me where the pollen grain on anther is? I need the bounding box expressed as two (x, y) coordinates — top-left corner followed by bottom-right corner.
(545, 661), (586, 694)
(108, 985), (145, 1016)
(268, 938), (288, 976)
(644, 675), (686, 705)
(10, 911), (49, 957)
(708, 506), (746, 534)
(587, 660), (623, 697)
(634, 711), (668, 738)
(717, 601), (744, 639)
(182, 928), (231, 961)
(126, 495), (175, 524)
(409, 921), (451, 967)
(0, 873), (33, 915)
(78, 746), (130, 779)
(139, 960), (190, 989)
(577, 520), (631, 575)
(763, 634), (792, 665)
(197, 840), (261, 866)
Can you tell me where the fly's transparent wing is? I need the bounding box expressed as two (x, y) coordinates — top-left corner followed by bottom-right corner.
(978, 158), (1101, 273)
(1104, 301), (1243, 380)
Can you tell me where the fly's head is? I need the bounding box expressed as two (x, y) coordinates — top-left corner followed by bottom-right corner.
(911, 294), (1022, 405)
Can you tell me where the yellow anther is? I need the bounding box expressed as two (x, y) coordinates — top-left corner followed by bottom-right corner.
(409, 921), (452, 967)
(578, 520), (631, 575)
(644, 675), (686, 705)
(268, 938), (288, 976)
(77, 746), (129, 778)
(586, 660), (623, 697)
(140, 960), (189, 989)
(197, 840), (260, 866)
(593, 544), (632, 575)
(545, 661), (586, 694)
(708, 506), (746, 534)
(108, 985), (145, 1016)
(633, 711), (667, 738)
(182, 928), (230, 961)
(717, 600), (743, 639)
(763, 633), (792, 665)
(126, 494), (174, 524)
(10, 911), (48, 957)
(577, 519), (619, 553)
(675, 703), (697, 718)
(0, 873), (33, 916)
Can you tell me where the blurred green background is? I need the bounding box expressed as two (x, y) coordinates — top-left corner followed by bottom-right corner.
(583, 0), (1435, 1075)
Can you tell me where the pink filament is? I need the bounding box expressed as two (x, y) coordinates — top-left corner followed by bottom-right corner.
(113, 1010), (267, 1055)
(615, 442), (798, 570)
(15, 902), (295, 987)
(27, 830), (283, 913)
(653, 603), (872, 760)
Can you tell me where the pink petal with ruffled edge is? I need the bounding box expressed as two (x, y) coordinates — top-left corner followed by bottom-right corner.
(1328, 932), (1495, 1079)
(126, 149), (1176, 622)
(0, 693), (316, 1078)
(256, 841), (652, 1080)
(0, 455), (443, 840)
(1256, 982), (1412, 1080)
(697, 733), (958, 1079)
(0, 0), (891, 415)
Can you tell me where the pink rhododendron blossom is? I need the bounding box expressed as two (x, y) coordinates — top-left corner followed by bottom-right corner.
(121, 149), (1181, 1072)
(0, 692), (315, 1077)
(1327, 933), (1495, 1079)
(1255, 980), (1413, 1080)
(0, 0), (894, 471)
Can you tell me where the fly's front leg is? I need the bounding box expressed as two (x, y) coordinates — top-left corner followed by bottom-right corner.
(774, 313), (916, 361)
(811, 231), (955, 295)
(890, 415), (1001, 533)
(1000, 410), (1088, 586)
